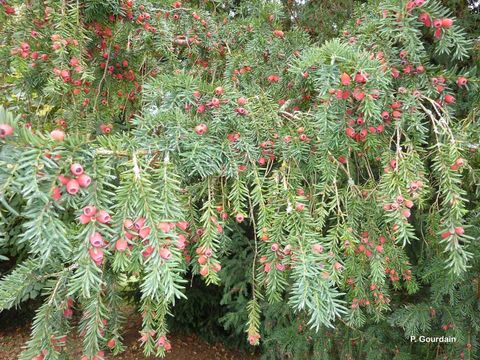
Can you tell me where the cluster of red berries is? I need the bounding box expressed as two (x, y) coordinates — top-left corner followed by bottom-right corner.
(407, 180), (423, 198)
(89, 232), (107, 265)
(383, 195), (415, 219)
(124, 219), (189, 259)
(196, 245), (222, 277)
(0, 123), (14, 139)
(54, 163), (92, 200)
(441, 226), (464, 240)
(429, 76), (458, 105)
(355, 232), (386, 257)
(333, 71), (389, 142)
(79, 206), (111, 225)
(259, 232), (295, 273)
(406, 0), (426, 10)
(123, 217), (152, 256)
(62, 297), (75, 318)
(99, 52), (137, 82)
(231, 65), (253, 81)
(58, 163), (92, 195)
(258, 139), (276, 165)
(192, 90), (251, 135)
(418, 11), (454, 38)
(156, 335), (172, 352)
(138, 331), (173, 352)
(450, 157), (465, 171)
(390, 49), (429, 79)
(350, 297), (372, 309)
(10, 42), (35, 59)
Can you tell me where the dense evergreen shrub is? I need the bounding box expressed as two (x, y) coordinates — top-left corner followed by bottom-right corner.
(0, 1), (479, 359)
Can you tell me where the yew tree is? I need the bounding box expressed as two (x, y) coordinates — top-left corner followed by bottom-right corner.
(0, 0), (479, 359)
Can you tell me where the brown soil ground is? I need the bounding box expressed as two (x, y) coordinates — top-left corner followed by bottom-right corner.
(0, 312), (259, 360)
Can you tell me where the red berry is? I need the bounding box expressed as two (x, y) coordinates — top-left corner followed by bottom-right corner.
(83, 206), (96, 217)
(134, 217), (146, 230)
(77, 174), (92, 188)
(345, 127), (355, 138)
(142, 246), (154, 257)
(89, 247), (104, 264)
(441, 231), (453, 239)
(158, 222), (171, 233)
(235, 107), (248, 115)
(273, 29), (284, 38)
(107, 339), (116, 349)
(354, 72), (367, 84)
(90, 232), (105, 247)
(455, 158), (465, 167)
(96, 210), (111, 224)
(199, 266), (209, 276)
(52, 186), (62, 201)
(340, 72), (351, 86)
(66, 179), (80, 195)
(63, 308), (73, 318)
(194, 123), (208, 135)
(457, 77), (468, 87)
(123, 219), (134, 229)
(444, 94), (455, 104)
(159, 248), (172, 260)
(79, 214), (92, 224)
(441, 18), (453, 28)
(50, 129), (65, 141)
(115, 238), (128, 252)
(139, 226), (151, 239)
(267, 74), (280, 83)
(454, 227), (464, 235)
(212, 263), (222, 272)
(237, 97), (248, 106)
(69, 57), (79, 67)
(176, 238), (186, 250)
(433, 19), (443, 28)
(0, 124), (14, 138)
(70, 163), (84, 176)
(176, 221), (189, 231)
(58, 175), (70, 185)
